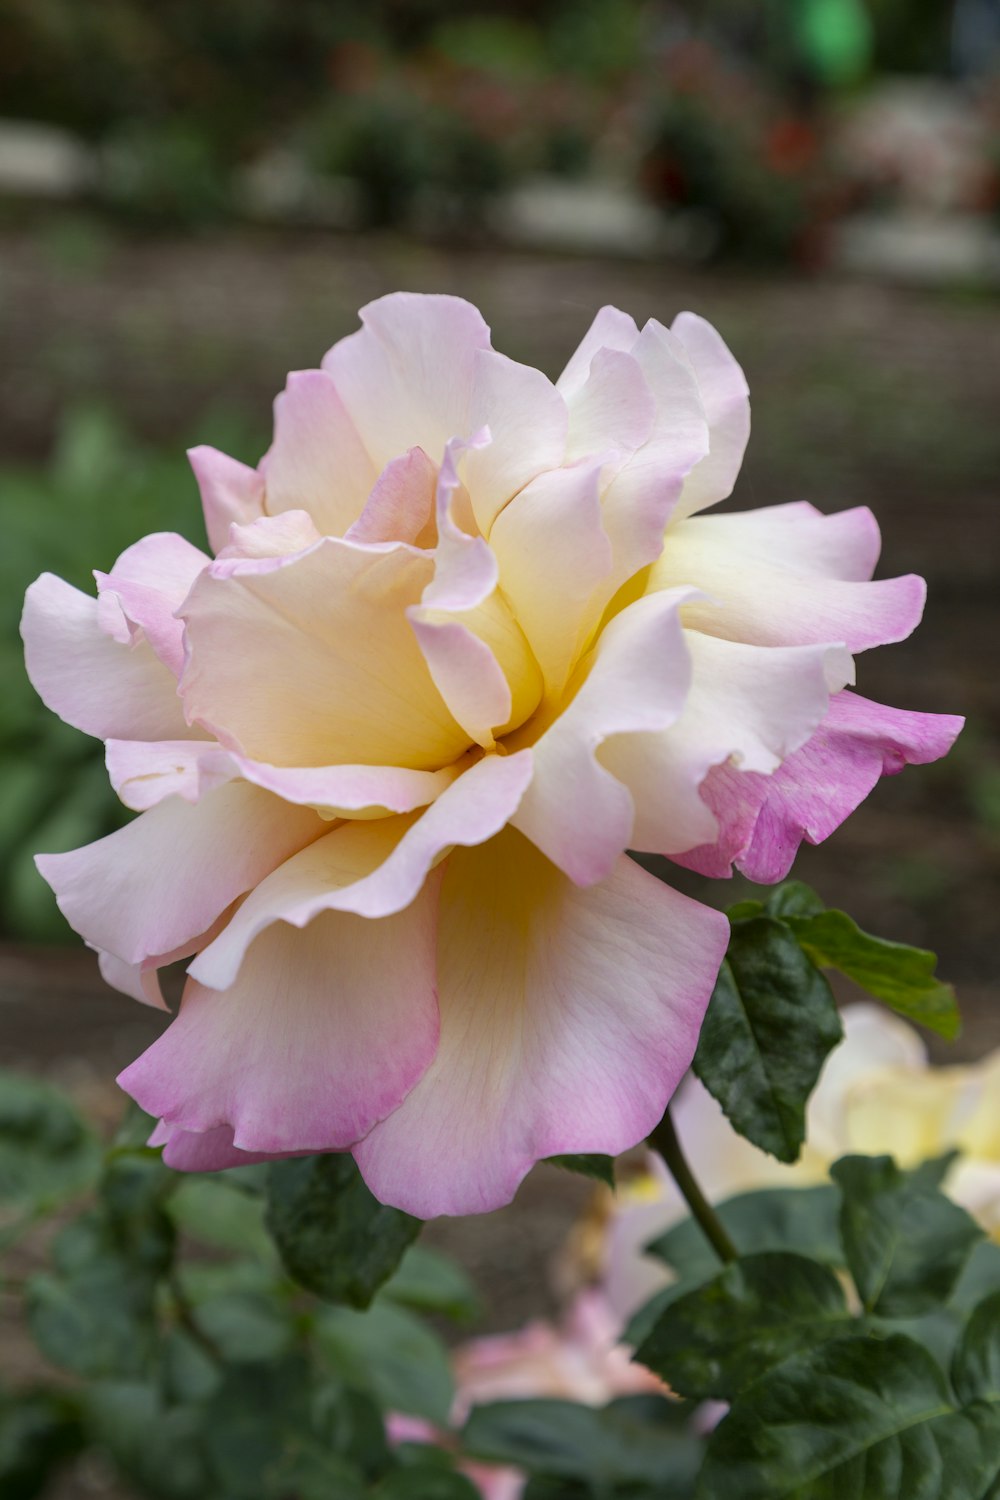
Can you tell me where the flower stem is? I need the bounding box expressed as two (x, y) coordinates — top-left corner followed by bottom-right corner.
(648, 1107), (738, 1265)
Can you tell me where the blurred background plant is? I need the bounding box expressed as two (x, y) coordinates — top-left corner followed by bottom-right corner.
(2, 0), (998, 252)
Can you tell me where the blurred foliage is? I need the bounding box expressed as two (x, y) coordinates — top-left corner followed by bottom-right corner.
(2, 0), (975, 255)
(0, 1077), (492, 1499)
(0, 410), (208, 941)
(638, 45), (839, 265)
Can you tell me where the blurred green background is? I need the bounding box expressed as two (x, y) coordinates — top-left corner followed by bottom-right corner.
(0, 0), (997, 988)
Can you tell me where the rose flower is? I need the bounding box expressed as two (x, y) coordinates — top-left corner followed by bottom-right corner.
(22, 295), (961, 1216)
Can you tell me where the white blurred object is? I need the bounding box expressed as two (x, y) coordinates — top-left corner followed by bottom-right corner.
(836, 80), (992, 214)
(0, 120), (95, 198)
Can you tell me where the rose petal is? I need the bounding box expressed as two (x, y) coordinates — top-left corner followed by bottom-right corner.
(564, 347), (656, 464)
(669, 311), (751, 519)
(119, 870), (441, 1154)
(354, 829), (730, 1216)
(412, 434), (541, 746)
(345, 447), (437, 546)
(596, 322), (711, 578)
(188, 446), (265, 555)
(464, 350), (569, 535)
(556, 305), (642, 398)
(511, 589), (697, 885)
(154, 1121), (299, 1172)
(190, 751), (534, 989)
(263, 369), (377, 536)
(322, 292), (491, 469)
(36, 782), (321, 967)
(22, 574), (191, 742)
(600, 632), (854, 857)
(691, 502), (882, 582)
(678, 690), (964, 882)
(651, 510), (925, 652)
(94, 532), (210, 676)
(178, 536), (470, 770)
(105, 739), (237, 811)
(489, 459), (614, 697)
(219, 510), (322, 562)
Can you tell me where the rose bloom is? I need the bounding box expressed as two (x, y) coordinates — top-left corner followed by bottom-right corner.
(21, 294), (961, 1216)
(390, 1289), (665, 1500)
(600, 1004), (1000, 1322)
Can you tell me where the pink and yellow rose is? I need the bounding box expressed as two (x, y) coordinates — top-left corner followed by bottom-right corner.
(22, 294), (961, 1216)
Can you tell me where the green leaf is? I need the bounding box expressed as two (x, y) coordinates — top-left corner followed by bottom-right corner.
(200, 1362), (371, 1500)
(167, 1174), (274, 1261)
(0, 1389), (83, 1500)
(381, 1244), (482, 1323)
(26, 1151), (176, 1378)
(953, 1291), (1000, 1406)
(545, 1153), (616, 1189)
(266, 1154), (421, 1308)
(646, 1184), (842, 1280)
(187, 1287), (295, 1364)
(462, 1395), (702, 1491)
(266, 1441), (366, 1500)
(83, 1382), (210, 1500)
(787, 907), (960, 1039)
(316, 1301), (455, 1426)
(692, 916), (842, 1162)
(373, 1468), (481, 1499)
(951, 1243), (1000, 1312)
(636, 1251), (850, 1400)
(725, 899), (766, 921)
(765, 881), (825, 919)
(0, 1070), (100, 1222)
(698, 1334), (984, 1500)
(832, 1155), (983, 1317)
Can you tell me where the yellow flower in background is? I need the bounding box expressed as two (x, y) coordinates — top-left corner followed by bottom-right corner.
(600, 1004), (1000, 1321)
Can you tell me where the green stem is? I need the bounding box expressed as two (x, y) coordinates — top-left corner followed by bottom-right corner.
(648, 1107), (738, 1265)
(169, 1271), (226, 1365)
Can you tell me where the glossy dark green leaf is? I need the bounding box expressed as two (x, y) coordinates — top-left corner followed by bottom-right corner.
(699, 1334), (977, 1500)
(462, 1395), (701, 1490)
(692, 916), (842, 1162)
(636, 1251), (849, 1399)
(266, 1154), (420, 1308)
(953, 1291), (1000, 1406)
(315, 1301), (455, 1426)
(545, 1153), (616, 1189)
(0, 1388), (83, 1500)
(381, 1244), (482, 1323)
(647, 1184), (842, 1279)
(787, 907), (960, 1039)
(832, 1155), (983, 1317)
(0, 1069), (100, 1220)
